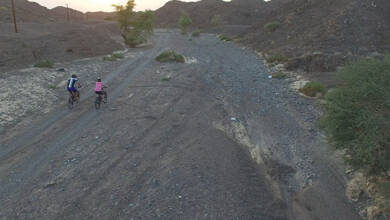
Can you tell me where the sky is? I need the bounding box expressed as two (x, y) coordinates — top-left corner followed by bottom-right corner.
(30, 0), (201, 12)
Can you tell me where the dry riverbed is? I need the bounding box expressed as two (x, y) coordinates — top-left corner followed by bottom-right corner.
(0, 30), (362, 219)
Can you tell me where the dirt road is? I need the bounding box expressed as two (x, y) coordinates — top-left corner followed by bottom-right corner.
(0, 30), (361, 219)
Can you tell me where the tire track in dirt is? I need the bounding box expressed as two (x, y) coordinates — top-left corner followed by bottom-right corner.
(0, 40), (167, 199)
(57, 47), (207, 218)
(0, 31), (170, 160)
(58, 88), (189, 219)
(0, 52), (146, 160)
(109, 60), (212, 219)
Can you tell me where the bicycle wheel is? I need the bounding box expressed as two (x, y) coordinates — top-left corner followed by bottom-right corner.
(68, 96), (73, 109)
(95, 96), (101, 110)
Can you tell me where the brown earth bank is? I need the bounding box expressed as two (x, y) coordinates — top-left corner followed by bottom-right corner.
(155, 0), (390, 85)
(0, 30), (363, 220)
(0, 21), (124, 73)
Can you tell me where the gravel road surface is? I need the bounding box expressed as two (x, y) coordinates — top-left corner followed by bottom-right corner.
(0, 30), (361, 219)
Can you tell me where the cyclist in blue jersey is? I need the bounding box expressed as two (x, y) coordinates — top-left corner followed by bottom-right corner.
(67, 74), (81, 101)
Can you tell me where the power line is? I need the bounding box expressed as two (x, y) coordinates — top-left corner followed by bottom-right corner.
(66, 3), (70, 22)
(11, 0), (18, 33)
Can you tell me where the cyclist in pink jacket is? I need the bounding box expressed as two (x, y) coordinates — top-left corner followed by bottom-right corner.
(95, 77), (107, 103)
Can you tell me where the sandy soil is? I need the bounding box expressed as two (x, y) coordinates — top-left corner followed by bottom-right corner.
(0, 30), (361, 219)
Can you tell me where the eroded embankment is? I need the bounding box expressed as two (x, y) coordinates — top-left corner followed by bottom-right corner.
(187, 33), (362, 219)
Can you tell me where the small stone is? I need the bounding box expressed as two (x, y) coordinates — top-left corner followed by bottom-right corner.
(274, 64), (285, 71)
(44, 181), (56, 188)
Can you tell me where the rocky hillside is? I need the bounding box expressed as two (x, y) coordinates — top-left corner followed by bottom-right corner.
(0, 0), (114, 22)
(0, 21), (124, 72)
(86, 11), (116, 21)
(156, 0), (390, 76)
(0, 0), (125, 72)
(155, 0), (265, 28)
(0, 0), (55, 22)
(240, 0), (390, 72)
(50, 6), (86, 21)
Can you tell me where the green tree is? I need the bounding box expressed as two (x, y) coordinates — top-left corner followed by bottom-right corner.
(125, 29), (144, 47)
(320, 54), (390, 175)
(134, 10), (155, 36)
(178, 13), (192, 35)
(112, 0), (136, 32)
(113, 1), (155, 47)
(125, 10), (155, 47)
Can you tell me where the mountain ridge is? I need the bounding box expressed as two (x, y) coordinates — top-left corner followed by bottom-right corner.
(0, 0), (115, 22)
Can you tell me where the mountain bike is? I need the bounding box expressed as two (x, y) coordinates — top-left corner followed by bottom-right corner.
(68, 90), (80, 109)
(94, 89), (107, 110)
(67, 85), (82, 109)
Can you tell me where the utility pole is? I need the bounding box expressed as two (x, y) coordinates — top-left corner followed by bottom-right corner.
(66, 4), (69, 22)
(11, 0), (18, 33)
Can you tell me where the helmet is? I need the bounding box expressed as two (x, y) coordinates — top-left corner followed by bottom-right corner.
(97, 77), (101, 82)
(71, 74), (77, 78)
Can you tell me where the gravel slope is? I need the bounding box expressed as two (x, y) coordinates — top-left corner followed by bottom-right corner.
(0, 22), (124, 73)
(0, 30), (361, 219)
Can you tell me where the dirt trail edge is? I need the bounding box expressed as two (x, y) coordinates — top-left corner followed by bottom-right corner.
(0, 30), (361, 219)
